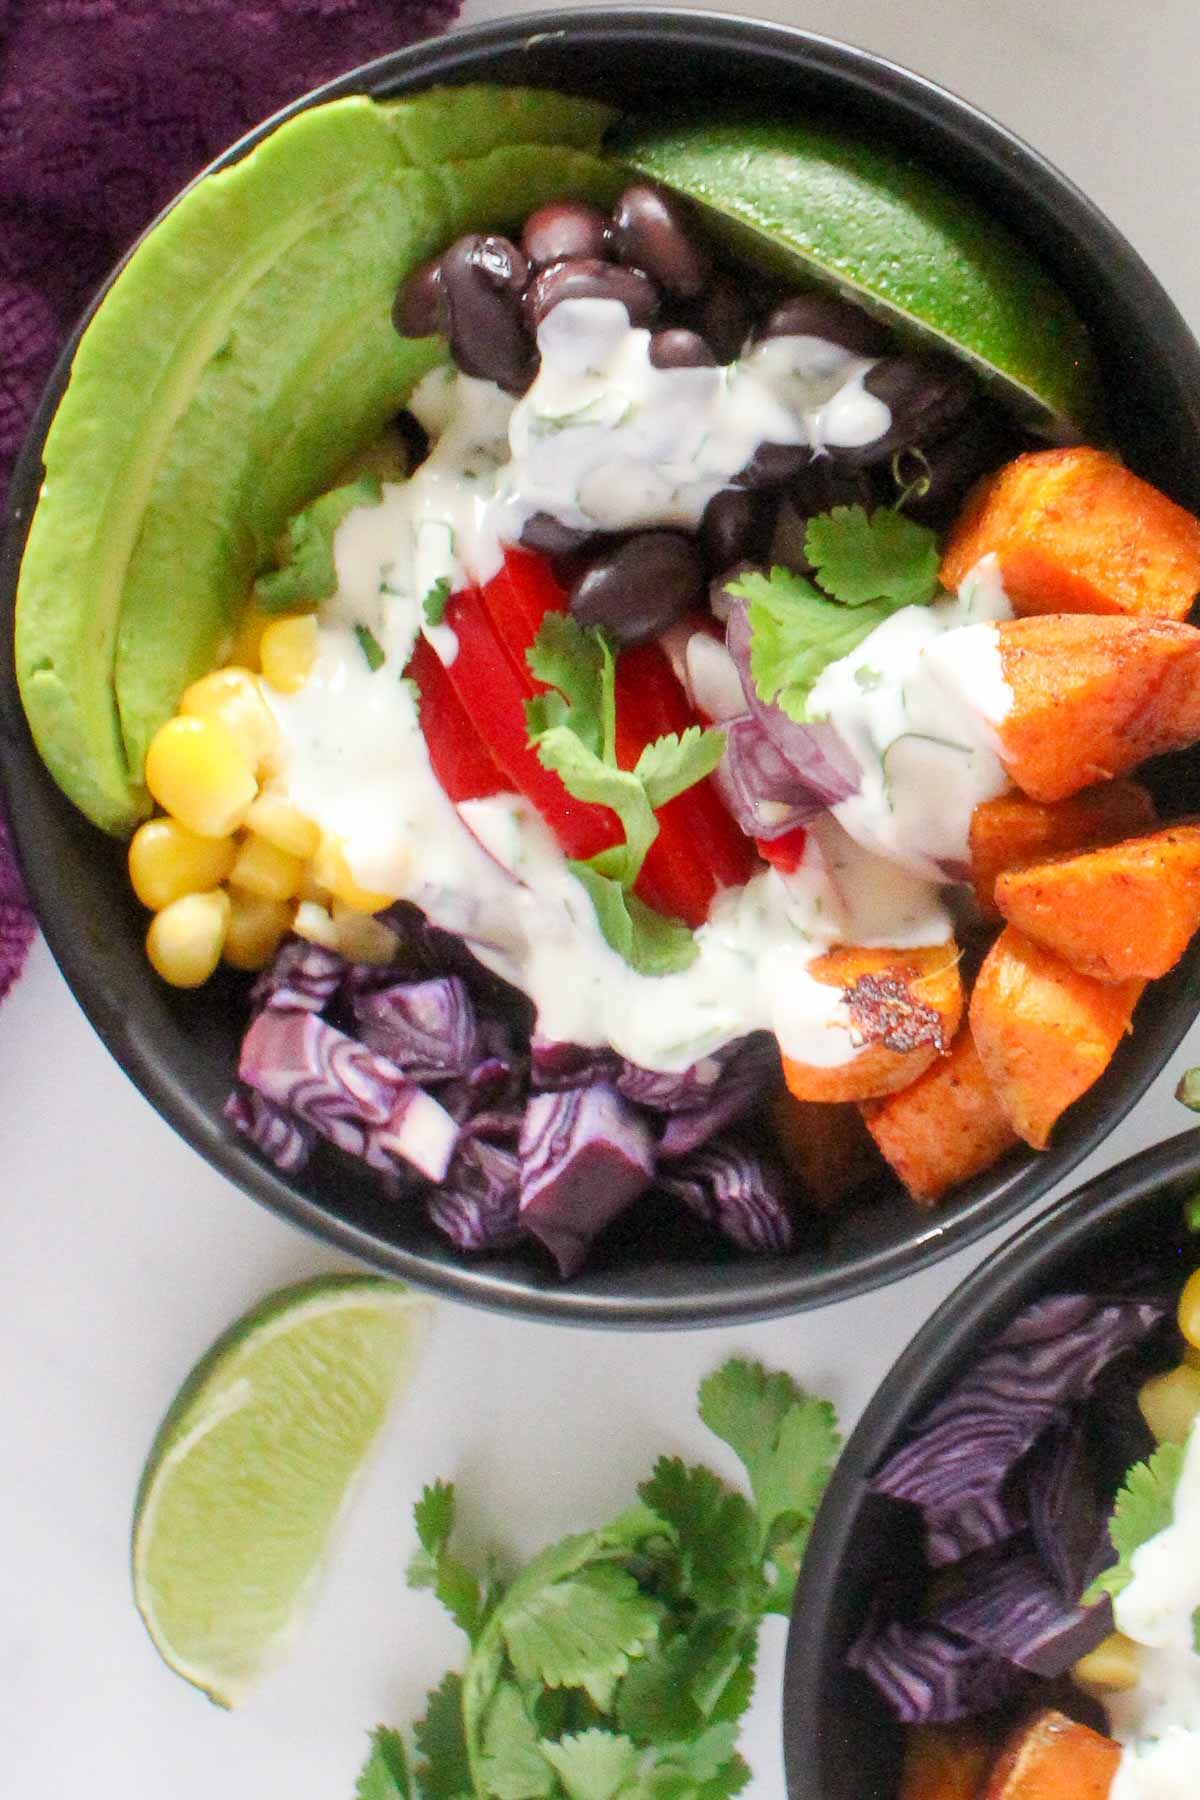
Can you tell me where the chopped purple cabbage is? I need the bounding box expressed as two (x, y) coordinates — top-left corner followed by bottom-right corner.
(249, 938), (345, 1013)
(930, 1538), (1113, 1678)
(428, 1138), (521, 1251)
(847, 1613), (1028, 1725)
(1023, 1419), (1112, 1601)
(518, 1084), (656, 1277)
(352, 976), (479, 1081)
(224, 1084), (316, 1174)
(657, 1035), (780, 1157)
(530, 1038), (619, 1091)
(659, 1139), (793, 1253)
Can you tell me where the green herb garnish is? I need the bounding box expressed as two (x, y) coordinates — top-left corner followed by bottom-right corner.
(1085, 1441), (1193, 1645)
(355, 624), (386, 672)
(353, 1358), (840, 1800)
(424, 577), (452, 627)
(254, 474), (383, 613)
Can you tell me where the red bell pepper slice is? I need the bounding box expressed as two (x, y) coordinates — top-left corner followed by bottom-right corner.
(407, 636), (506, 804)
(479, 544), (566, 674)
(755, 825), (809, 874)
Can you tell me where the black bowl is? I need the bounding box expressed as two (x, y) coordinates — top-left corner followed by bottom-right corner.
(5, 10), (1200, 1326)
(784, 1125), (1200, 1798)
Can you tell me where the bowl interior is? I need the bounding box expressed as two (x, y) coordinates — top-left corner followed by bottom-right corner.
(4, 10), (1200, 1325)
(783, 1126), (1200, 1797)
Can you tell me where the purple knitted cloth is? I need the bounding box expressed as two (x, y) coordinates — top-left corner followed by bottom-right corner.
(0, 0), (462, 999)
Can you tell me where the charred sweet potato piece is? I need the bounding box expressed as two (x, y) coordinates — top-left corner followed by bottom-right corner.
(770, 1091), (883, 1207)
(941, 447), (1200, 622)
(860, 1026), (1017, 1205)
(980, 1708), (1120, 1799)
(995, 821), (1200, 981)
(968, 926), (1143, 1149)
(781, 942), (963, 1104)
(994, 614), (1200, 802)
(969, 782), (1157, 917)
(901, 1722), (995, 1800)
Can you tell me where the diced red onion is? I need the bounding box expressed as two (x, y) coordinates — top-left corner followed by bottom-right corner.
(725, 599), (860, 803)
(714, 714), (828, 840)
(518, 1085), (656, 1277)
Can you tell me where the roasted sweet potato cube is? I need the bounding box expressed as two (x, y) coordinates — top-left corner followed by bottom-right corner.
(770, 1091), (883, 1208)
(941, 447), (1200, 622)
(901, 1722), (995, 1800)
(995, 614), (1200, 802)
(995, 821), (1200, 981)
(861, 1026), (1017, 1205)
(969, 782), (1157, 917)
(968, 926), (1143, 1149)
(780, 942), (963, 1104)
(980, 1708), (1120, 1799)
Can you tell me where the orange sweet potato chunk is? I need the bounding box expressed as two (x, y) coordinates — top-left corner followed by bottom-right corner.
(995, 614), (1200, 802)
(980, 1709), (1120, 1799)
(941, 447), (1200, 622)
(780, 942), (962, 1104)
(996, 821), (1200, 981)
(770, 1091), (883, 1208)
(861, 1026), (1018, 1205)
(969, 782), (1157, 917)
(901, 1722), (995, 1800)
(968, 926), (1143, 1149)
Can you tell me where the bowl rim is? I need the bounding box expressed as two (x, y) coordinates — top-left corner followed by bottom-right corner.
(783, 1123), (1200, 1793)
(5, 7), (1200, 1327)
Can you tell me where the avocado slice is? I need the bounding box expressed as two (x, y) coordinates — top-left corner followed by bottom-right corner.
(15, 87), (621, 836)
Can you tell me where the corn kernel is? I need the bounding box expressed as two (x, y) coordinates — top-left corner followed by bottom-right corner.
(244, 792), (320, 861)
(229, 833), (304, 902)
(145, 715), (257, 838)
(1178, 1268), (1200, 1351)
(260, 614), (318, 693)
(292, 900), (339, 949)
(128, 817), (236, 911)
(1138, 1361), (1200, 1444)
(331, 900), (402, 966)
(222, 889), (293, 971)
(297, 865), (331, 905)
(146, 890), (231, 988)
(313, 836), (392, 914)
(180, 667), (278, 774)
(227, 607), (271, 671)
(1073, 1632), (1141, 1692)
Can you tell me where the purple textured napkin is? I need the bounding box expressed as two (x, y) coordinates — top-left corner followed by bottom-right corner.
(0, 0), (462, 999)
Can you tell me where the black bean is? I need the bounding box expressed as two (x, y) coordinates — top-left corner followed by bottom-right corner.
(522, 201), (611, 269)
(392, 255), (445, 338)
(770, 501), (816, 574)
(789, 457), (876, 517)
(734, 441), (810, 490)
(524, 257), (660, 331)
(756, 293), (889, 357)
(569, 532), (706, 646)
(611, 184), (711, 300)
(439, 234), (534, 394)
(520, 512), (597, 556)
(899, 408), (1022, 525)
(699, 488), (777, 571)
(832, 355), (977, 468)
(687, 276), (754, 363)
(648, 328), (717, 370)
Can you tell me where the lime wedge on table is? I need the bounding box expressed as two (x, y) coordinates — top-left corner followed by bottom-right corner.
(616, 116), (1100, 440)
(132, 1275), (429, 1707)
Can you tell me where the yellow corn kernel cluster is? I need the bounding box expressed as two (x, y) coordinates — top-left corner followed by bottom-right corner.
(131, 629), (400, 987)
(1073, 1631), (1141, 1692)
(1138, 1361), (1200, 1445)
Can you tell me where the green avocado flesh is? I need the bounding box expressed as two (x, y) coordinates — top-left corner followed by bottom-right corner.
(616, 116), (1101, 444)
(15, 86), (621, 835)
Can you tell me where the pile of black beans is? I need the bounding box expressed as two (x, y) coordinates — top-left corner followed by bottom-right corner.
(392, 183), (1024, 647)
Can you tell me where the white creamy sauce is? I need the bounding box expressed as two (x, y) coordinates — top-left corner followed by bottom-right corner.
(1106, 1418), (1200, 1800)
(262, 300), (1013, 1071)
(808, 555), (1015, 881)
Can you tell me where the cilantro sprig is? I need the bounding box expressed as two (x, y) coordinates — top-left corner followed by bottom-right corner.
(524, 616), (725, 977)
(354, 1358), (840, 1800)
(1085, 1440), (1199, 1649)
(730, 503), (941, 723)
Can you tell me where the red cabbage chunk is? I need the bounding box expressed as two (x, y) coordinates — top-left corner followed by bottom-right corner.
(929, 1538), (1113, 1677)
(725, 599), (860, 804)
(239, 1009), (458, 1181)
(530, 1038), (619, 1091)
(518, 1085), (656, 1277)
(352, 975), (479, 1082)
(714, 713), (828, 840)
(657, 1035), (781, 1158)
(1022, 1419), (1112, 1601)
(659, 1139), (794, 1253)
(428, 1138), (521, 1251)
(224, 1084), (316, 1173)
(249, 938), (345, 1013)
(847, 1613), (1029, 1725)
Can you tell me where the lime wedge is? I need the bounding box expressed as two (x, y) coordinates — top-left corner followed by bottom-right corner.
(616, 116), (1100, 440)
(132, 1274), (430, 1706)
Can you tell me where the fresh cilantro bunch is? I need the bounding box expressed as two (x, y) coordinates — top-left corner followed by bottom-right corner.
(255, 475), (384, 613)
(729, 504), (941, 723)
(355, 1359), (841, 1800)
(1085, 1440), (1198, 1650)
(524, 615), (726, 977)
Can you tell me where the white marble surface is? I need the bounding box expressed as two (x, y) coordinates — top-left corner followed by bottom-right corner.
(6, 2), (1200, 1793)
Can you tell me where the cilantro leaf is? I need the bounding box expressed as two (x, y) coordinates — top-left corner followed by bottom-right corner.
(616, 1616), (754, 1746)
(500, 1562), (662, 1711)
(424, 576), (453, 627)
(526, 614), (611, 759)
(355, 624), (386, 672)
(729, 565), (903, 723)
(414, 1671), (474, 1800)
(407, 1481), (489, 1645)
(1086, 1441), (1186, 1607)
(254, 474), (382, 613)
(634, 727), (727, 813)
(638, 1459), (759, 1614)
(478, 1682), (557, 1800)
(698, 1360), (840, 1612)
(534, 730), (657, 888)
(568, 867), (699, 976)
(804, 504), (940, 609)
(355, 1727), (412, 1800)
(541, 1729), (642, 1800)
